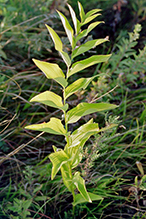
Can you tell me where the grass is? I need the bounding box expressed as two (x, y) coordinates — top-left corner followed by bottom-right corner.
(0, 0), (146, 218)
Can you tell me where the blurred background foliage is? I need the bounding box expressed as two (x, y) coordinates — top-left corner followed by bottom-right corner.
(0, 0), (146, 218)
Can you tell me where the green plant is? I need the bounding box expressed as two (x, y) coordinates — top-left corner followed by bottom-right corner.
(25, 1), (117, 214)
(103, 23), (146, 87)
(6, 198), (32, 219)
(2, 164), (53, 218)
(131, 0), (146, 23)
(91, 23), (146, 114)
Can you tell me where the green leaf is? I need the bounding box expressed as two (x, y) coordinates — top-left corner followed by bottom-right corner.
(65, 75), (98, 100)
(69, 119), (99, 148)
(78, 2), (85, 23)
(82, 14), (101, 26)
(76, 21), (103, 42)
(56, 77), (68, 88)
(72, 39), (108, 59)
(69, 123), (117, 169)
(57, 10), (75, 48)
(73, 172), (91, 202)
(0, 49), (7, 59)
(69, 120), (99, 168)
(25, 117), (66, 135)
(67, 3), (80, 35)
(140, 175), (146, 191)
(85, 9), (101, 18)
(70, 150), (82, 169)
(45, 24), (71, 67)
(49, 150), (69, 179)
(87, 21), (104, 34)
(61, 163), (76, 192)
(59, 51), (71, 67)
(35, 196), (47, 201)
(45, 24), (63, 51)
(73, 192), (103, 206)
(68, 54), (111, 78)
(33, 59), (67, 87)
(66, 102), (117, 124)
(30, 91), (64, 110)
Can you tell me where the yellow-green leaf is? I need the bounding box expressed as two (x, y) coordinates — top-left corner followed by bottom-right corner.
(73, 172), (91, 202)
(33, 59), (67, 87)
(71, 39), (108, 59)
(78, 2), (85, 23)
(49, 150), (69, 179)
(45, 24), (71, 67)
(69, 119), (99, 148)
(25, 117), (66, 135)
(69, 120), (99, 168)
(69, 123), (117, 169)
(57, 10), (74, 47)
(45, 24), (63, 51)
(66, 102), (117, 124)
(30, 91), (63, 109)
(85, 9), (101, 18)
(59, 51), (71, 67)
(76, 21), (103, 42)
(68, 54), (111, 78)
(82, 14), (101, 26)
(67, 3), (80, 35)
(73, 192), (103, 206)
(65, 75), (98, 100)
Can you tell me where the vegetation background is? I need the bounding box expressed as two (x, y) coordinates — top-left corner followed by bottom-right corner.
(0, 0), (146, 218)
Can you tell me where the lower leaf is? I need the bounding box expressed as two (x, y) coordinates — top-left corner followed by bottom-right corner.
(73, 192), (103, 206)
(61, 163), (76, 192)
(49, 150), (69, 179)
(73, 172), (91, 203)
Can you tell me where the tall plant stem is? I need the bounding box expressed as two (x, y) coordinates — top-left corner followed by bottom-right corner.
(72, 191), (76, 219)
(72, 205), (75, 219)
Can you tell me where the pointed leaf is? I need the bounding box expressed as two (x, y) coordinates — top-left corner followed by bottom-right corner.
(60, 163), (76, 192)
(25, 117), (66, 135)
(49, 150), (69, 179)
(73, 172), (91, 202)
(87, 21), (104, 34)
(76, 21), (103, 42)
(30, 91), (63, 109)
(65, 75), (98, 100)
(70, 123), (117, 150)
(69, 120), (100, 168)
(33, 59), (67, 87)
(55, 77), (68, 88)
(85, 9), (102, 18)
(68, 54), (111, 78)
(140, 175), (146, 190)
(45, 24), (71, 67)
(45, 24), (63, 51)
(66, 102), (117, 124)
(72, 39), (108, 59)
(70, 150), (82, 169)
(69, 123), (117, 168)
(73, 192), (103, 206)
(53, 145), (57, 152)
(82, 14), (101, 26)
(57, 10), (74, 47)
(59, 51), (71, 67)
(67, 3), (80, 35)
(69, 119), (99, 148)
(78, 2), (85, 23)
(70, 120), (98, 147)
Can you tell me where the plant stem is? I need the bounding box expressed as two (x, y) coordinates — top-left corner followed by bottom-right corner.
(72, 205), (75, 219)
(72, 191), (76, 219)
